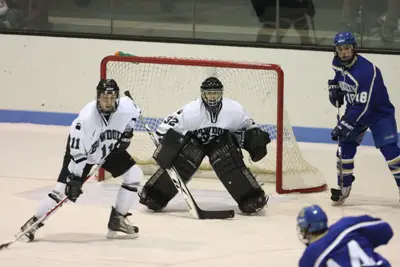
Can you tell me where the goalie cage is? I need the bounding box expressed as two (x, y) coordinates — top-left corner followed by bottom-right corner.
(95, 53), (327, 194)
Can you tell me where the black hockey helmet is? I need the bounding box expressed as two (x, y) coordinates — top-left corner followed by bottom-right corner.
(96, 79), (120, 114)
(200, 77), (223, 113)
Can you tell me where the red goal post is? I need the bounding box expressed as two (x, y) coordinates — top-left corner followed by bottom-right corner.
(97, 53), (327, 194)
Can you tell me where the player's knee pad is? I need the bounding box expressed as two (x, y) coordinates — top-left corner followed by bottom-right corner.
(207, 131), (267, 214)
(120, 165), (142, 192)
(140, 135), (206, 211)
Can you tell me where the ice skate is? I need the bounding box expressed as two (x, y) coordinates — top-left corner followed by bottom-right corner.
(17, 216), (44, 242)
(106, 206), (139, 239)
(331, 186), (352, 206)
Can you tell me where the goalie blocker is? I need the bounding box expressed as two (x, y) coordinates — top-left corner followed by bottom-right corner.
(139, 128), (270, 214)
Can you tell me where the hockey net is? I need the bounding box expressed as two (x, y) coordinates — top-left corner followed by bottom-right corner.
(97, 53), (326, 194)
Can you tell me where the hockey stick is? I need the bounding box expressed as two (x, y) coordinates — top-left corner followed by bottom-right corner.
(124, 91), (234, 220)
(336, 102), (344, 190)
(331, 101), (344, 201)
(0, 139), (123, 251)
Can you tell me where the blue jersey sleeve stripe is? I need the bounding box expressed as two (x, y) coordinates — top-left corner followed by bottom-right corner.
(356, 65), (377, 122)
(314, 220), (386, 267)
(332, 65), (341, 72)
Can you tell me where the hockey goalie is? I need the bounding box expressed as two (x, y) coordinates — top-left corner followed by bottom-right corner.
(138, 76), (271, 215)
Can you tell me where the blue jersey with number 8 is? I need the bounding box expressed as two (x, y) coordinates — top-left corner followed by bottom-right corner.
(332, 55), (395, 126)
(299, 215), (393, 267)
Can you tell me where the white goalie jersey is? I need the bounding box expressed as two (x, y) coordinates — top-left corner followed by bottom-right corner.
(67, 97), (141, 177)
(155, 98), (258, 145)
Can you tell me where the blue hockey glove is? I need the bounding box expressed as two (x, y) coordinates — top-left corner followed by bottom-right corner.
(328, 80), (345, 108)
(331, 118), (354, 141)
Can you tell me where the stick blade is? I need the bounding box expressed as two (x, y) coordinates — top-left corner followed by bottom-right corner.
(0, 242), (11, 250)
(199, 209), (235, 220)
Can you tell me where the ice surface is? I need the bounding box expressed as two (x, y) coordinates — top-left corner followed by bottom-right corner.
(0, 123), (399, 267)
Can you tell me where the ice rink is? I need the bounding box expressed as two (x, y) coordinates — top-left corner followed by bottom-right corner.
(1, 123), (399, 266)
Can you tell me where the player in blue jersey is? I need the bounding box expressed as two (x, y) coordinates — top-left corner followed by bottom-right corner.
(297, 205), (393, 267)
(328, 31), (400, 205)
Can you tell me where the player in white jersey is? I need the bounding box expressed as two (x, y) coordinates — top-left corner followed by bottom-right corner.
(18, 79), (143, 241)
(139, 77), (271, 214)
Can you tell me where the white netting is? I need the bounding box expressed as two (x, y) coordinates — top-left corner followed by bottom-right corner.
(99, 55), (326, 193)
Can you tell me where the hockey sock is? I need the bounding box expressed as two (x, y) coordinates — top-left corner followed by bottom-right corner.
(115, 165), (142, 215)
(115, 186), (137, 215)
(35, 182), (66, 218)
(380, 143), (400, 187)
(337, 144), (357, 187)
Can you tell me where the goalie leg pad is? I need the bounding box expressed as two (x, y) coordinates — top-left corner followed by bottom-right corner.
(139, 167), (174, 211)
(207, 131), (267, 214)
(152, 129), (192, 169)
(140, 138), (206, 211)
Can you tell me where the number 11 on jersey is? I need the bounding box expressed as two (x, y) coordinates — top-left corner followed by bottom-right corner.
(101, 143), (114, 159)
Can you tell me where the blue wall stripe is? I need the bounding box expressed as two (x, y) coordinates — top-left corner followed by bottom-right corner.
(0, 109), (397, 147)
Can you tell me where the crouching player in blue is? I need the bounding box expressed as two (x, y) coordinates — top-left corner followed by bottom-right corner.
(297, 205), (393, 267)
(328, 31), (400, 205)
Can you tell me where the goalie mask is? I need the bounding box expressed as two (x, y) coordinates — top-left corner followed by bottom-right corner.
(200, 76), (223, 113)
(96, 79), (120, 115)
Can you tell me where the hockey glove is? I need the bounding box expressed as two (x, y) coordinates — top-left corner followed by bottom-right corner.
(116, 129), (134, 152)
(328, 80), (345, 108)
(331, 118), (354, 141)
(243, 128), (271, 162)
(65, 174), (83, 202)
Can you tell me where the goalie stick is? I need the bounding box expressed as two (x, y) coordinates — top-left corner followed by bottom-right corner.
(0, 138), (123, 251)
(124, 90), (235, 220)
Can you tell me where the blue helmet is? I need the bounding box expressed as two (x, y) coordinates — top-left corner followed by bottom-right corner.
(297, 205), (328, 244)
(334, 31), (357, 48)
(334, 32), (357, 66)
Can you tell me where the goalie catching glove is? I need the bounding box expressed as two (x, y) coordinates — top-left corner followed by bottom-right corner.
(242, 127), (271, 162)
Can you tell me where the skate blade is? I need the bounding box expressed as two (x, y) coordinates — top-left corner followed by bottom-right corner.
(331, 200), (345, 206)
(15, 233), (34, 243)
(106, 230), (139, 240)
